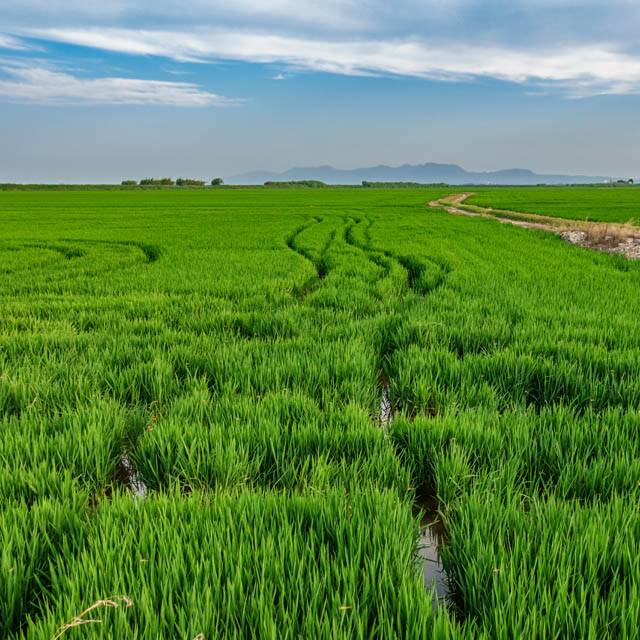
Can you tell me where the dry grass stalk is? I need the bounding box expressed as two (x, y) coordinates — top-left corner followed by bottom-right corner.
(52, 596), (132, 640)
(579, 221), (639, 247)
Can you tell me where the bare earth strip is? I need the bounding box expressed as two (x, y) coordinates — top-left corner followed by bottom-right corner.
(429, 193), (640, 259)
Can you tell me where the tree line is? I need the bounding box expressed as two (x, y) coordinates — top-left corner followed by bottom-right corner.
(122, 178), (224, 186)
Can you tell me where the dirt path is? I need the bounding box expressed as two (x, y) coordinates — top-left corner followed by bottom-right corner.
(429, 193), (640, 260)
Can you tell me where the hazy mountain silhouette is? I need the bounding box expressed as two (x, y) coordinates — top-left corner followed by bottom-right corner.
(227, 162), (613, 185)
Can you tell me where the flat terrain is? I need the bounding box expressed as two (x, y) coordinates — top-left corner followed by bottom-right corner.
(467, 186), (640, 224)
(2, 188), (640, 639)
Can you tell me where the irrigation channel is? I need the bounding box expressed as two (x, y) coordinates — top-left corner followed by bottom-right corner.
(287, 214), (452, 608)
(117, 454), (147, 504)
(379, 377), (450, 608)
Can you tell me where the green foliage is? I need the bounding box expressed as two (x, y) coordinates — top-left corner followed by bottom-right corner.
(7, 490), (464, 640)
(139, 178), (175, 186)
(211, 177), (224, 186)
(121, 180), (137, 186)
(264, 180), (328, 188)
(176, 178), (205, 187)
(467, 186), (640, 223)
(362, 181), (449, 188)
(2, 186), (640, 637)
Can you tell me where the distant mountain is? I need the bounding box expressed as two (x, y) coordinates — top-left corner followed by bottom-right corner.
(226, 162), (613, 186)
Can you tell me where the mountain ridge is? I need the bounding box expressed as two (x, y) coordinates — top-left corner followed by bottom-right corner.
(226, 162), (615, 185)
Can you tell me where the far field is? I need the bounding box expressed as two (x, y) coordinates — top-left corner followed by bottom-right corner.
(467, 186), (640, 224)
(1, 187), (640, 639)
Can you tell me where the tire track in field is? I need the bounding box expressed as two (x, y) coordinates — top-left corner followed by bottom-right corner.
(0, 239), (160, 279)
(343, 215), (450, 296)
(58, 238), (162, 263)
(0, 240), (85, 272)
(317, 219), (345, 279)
(344, 216), (451, 600)
(285, 215), (325, 298)
(12, 242), (85, 259)
(344, 217), (396, 280)
(3, 239), (161, 263)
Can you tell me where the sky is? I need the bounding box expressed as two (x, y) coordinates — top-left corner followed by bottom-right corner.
(0, 0), (639, 182)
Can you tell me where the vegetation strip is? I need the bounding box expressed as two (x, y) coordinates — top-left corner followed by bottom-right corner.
(430, 192), (640, 259)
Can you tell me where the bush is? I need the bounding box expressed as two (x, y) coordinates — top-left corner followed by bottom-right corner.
(362, 180), (448, 188)
(264, 180), (327, 188)
(176, 178), (205, 187)
(121, 180), (137, 186)
(140, 178), (175, 186)
(211, 178), (224, 186)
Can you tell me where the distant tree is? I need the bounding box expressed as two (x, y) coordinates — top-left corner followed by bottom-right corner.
(121, 180), (137, 186)
(264, 180), (327, 188)
(140, 178), (176, 186)
(177, 178), (205, 186)
(211, 178), (224, 186)
(360, 181), (448, 189)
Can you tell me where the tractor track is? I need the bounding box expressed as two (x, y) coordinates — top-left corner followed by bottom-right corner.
(286, 216), (326, 298)
(343, 215), (450, 296)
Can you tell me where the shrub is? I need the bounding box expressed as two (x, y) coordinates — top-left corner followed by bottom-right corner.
(140, 178), (175, 187)
(211, 178), (224, 186)
(140, 178), (175, 186)
(176, 178), (206, 187)
(264, 180), (327, 188)
(362, 181), (448, 188)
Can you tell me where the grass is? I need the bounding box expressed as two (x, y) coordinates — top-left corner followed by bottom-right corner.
(466, 186), (640, 224)
(1, 186), (640, 637)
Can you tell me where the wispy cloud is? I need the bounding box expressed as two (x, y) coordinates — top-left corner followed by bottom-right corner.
(0, 60), (240, 106)
(0, 33), (31, 50)
(5, 1), (640, 44)
(0, 1), (367, 32)
(5, 2), (640, 101)
(22, 27), (640, 97)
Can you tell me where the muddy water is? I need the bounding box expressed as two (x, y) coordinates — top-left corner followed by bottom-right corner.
(379, 376), (393, 434)
(118, 454), (147, 502)
(413, 493), (449, 608)
(377, 377), (450, 606)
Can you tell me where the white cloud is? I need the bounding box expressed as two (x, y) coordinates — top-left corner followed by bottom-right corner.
(0, 33), (30, 50)
(0, 61), (240, 106)
(5, 2), (640, 99)
(22, 27), (640, 97)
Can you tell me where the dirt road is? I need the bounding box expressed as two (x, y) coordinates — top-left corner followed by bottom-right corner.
(429, 193), (640, 259)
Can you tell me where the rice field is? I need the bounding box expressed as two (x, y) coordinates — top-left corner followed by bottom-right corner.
(467, 186), (640, 224)
(2, 187), (640, 638)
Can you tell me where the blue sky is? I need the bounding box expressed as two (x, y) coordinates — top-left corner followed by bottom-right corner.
(1, 1), (639, 182)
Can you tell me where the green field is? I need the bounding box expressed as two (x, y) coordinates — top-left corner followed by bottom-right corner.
(2, 188), (640, 638)
(467, 186), (640, 224)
